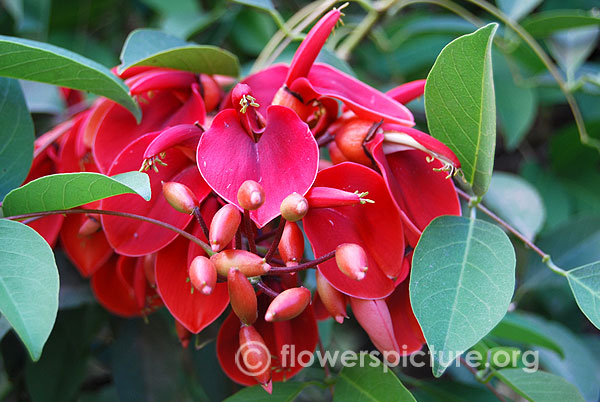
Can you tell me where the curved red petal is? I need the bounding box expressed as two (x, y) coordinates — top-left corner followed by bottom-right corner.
(127, 70), (197, 95)
(91, 255), (141, 317)
(385, 79), (426, 104)
(197, 105), (318, 227)
(387, 280), (425, 355)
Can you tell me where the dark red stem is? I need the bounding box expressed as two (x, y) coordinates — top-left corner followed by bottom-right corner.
(266, 250), (336, 274)
(243, 209), (256, 253)
(192, 206), (209, 240)
(256, 281), (279, 298)
(264, 218), (286, 263)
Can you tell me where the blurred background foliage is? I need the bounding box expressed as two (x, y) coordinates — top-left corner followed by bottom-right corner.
(0, 0), (599, 401)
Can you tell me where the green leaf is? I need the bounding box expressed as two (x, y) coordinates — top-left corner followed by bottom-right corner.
(484, 172), (545, 240)
(496, 0), (541, 22)
(0, 77), (34, 200)
(523, 10), (600, 38)
(1, 171), (151, 217)
(224, 382), (318, 402)
(566, 261), (600, 330)
(118, 29), (240, 77)
(490, 313), (564, 358)
(0, 219), (58, 360)
(232, 0), (275, 12)
(410, 215), (516, 377)
(0, 35), (140, 121)
(494, 368), (584, 402)
(334, 354), (416, 401)
(547, 26), (599, 80)
(424, 23), (498, 196)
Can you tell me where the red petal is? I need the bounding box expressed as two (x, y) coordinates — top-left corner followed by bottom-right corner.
(91, 255), (141, 317)
(303, 163), (405, 299)
(387, 280), (425, 355)
(197, 105), (318, 227)
(27, 215), (64, 248)
(127, 69), (197, 95)
(100, 133), (211, 256)
(143, 124), (203, 160)
(385, 79), (426, 104)
(350, 297), (400, 356)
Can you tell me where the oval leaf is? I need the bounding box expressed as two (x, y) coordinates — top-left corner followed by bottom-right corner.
(424, 23), (498, 196)
(119, 29), (240, 76)
(484, 172), (545, 240)
(0, 219), (58, 360)
(224, 382), (317, 402)
(0, 77), (34, 199)
(566, 261), (600, 330)
(2, 171), (151, 217)
(410, 215), (516, 377)
(523, 10), (600, 38)
(495, 368), (584, 402)
(334, 354), (416, 402)
(0, 35), (140, 121)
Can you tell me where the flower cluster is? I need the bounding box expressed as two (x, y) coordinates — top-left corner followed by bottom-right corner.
(25, 8), (461, 392)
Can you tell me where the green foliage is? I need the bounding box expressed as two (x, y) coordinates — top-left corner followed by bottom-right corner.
(566, 262), (600, 330)
(494, 369), (585, 402)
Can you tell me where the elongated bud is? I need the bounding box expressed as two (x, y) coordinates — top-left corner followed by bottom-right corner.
(306, 187), (374, 208)
(211, 249), (270, 277)
(141, 124), (203, 172)
(228, 268), (258, 325)
(316, 271), (347, 323)
(189, 256), (217, 295)
(265, 287), (311, 322)
(175, 320), (192, 349)
(162, 181), (199, 214)
(143, 254), (156, 287)
(336, 243), (368, 280)
(199, 74), (222, 112)
(280, 193), (308, 222)
(334, 118), (374, 166)
(278, 221), (304, 266)
(209, 204), (241, 252)
(237, 180), (265, 211)
(385, 79), (426, 104)
(78, 215), (101, 236)
(239, 326), (272, 392)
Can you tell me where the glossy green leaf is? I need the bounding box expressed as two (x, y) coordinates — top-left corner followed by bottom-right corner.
(490, 313), (563, 358)
(495, 368), (584, 402)
(119, 29), (239, 77)
(334, 354), (416, 401)
(496, 0), (541, 21)
(410, 216), (516, 377)
(566, 261), (600, 330)
(2, 171), (151, 217)
(523, 10), (600, 38)
(0, 219), (58, 360)
(484, 172), (545, 240)
(0, 77), (34, 200)
(425, 23), (498, 196)
(224, 381), (318, 402)
(0, 35), (140, 121)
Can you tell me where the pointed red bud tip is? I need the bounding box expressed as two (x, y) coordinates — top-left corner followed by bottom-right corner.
(306, 187), (374, 208)
(239, 326), (272, 388)
(280, 192), (309, 222)
(78, 216), (101, 236)
(199, 74), (222, 112)
(162, 181), (199, 214)
(264, 287), (311, 322)
(228, 268), (258, 325)
(143, 254), (157, 288)
(209, 204), (241, 252)
(316, 271), (347, 323)
(189, 256), (217, 295)
(335, 243), (368, 281)
(175, 320), (192, 349)
(334, 118), (376, 166)
(211, 249), (271, 278)
(278, 221), (304, 266)
(237, 180), (265, 211)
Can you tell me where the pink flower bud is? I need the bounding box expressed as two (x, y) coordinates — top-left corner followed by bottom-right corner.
(78, 215), (101, 236)
(199, 74), (223, 112)
(239, 325), (272, 392)
(333, 118), (374, 166)
(189, 256), (217, 295)
(335, 243), (368, 281)
(228, 268), (258, 325)
(211, 249), (270, 278)
(316, 271), (347, 324)
(328, 141), (349, 165)
(209, 204), (241, 252)
(162, 181), (199, 214)
(278, 221), (304, 266)
(264, 287), (311, 322)
(306, 187), (374, 208)
(280, 192), (309, 222)
(237, 180), (265, 211)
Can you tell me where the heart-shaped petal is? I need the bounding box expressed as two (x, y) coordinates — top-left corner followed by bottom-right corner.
(197, 105), (318, 227)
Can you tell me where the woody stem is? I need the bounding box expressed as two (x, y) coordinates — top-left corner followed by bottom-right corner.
(243, 209), (257, 254)
(256, 281), (279, 298)
(264, 218), (286, 263)
(192, 206), (209, 240)
(266, 250), (336, 274)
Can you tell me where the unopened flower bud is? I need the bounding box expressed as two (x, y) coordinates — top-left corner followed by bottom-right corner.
(265, 287), (311, 322)
(306, 187), (374, 208)
(143, 253), (156, 288)
(162, 181), (199, 214)
(334, 118), (374, 166)
(175, 320), (192, 349)
(237, 180), (265, 211)
(189, 256), (217, 295)
(335, 243), (368, 281)
(239, 325), (272, 392)
(280, 193), (308, 222)
(211, 249), (270, 277)
(278, 221), (304, 266)
(327, 141), (349, 165)
(209, 204), (241, 252)
(228, 268), (258, 325)
(199, 74), (223, 112)
(78, 215), (101, 236)
(316, 271), (347, 324)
